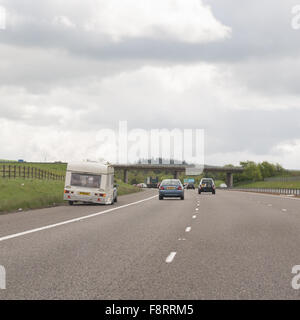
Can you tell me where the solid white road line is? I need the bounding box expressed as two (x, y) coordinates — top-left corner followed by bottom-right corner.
(185, 226), (192, 232)
(0, 195), (158, 243)
(166, 252), (177, 263)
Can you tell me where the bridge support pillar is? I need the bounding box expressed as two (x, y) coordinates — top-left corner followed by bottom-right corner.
(174, 171), (180, 179)
(123, 169), (129, 184)
(226, 172), (233, 188)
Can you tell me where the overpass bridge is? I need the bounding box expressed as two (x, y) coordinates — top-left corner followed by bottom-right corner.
(113, 164), (244, 188)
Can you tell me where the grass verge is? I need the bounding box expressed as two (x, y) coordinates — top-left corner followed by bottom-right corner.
(0, 179), (65, 213)
(235, 181), (300, 189)
(115, 180), (142, 196)
(0, 179), (141, 213)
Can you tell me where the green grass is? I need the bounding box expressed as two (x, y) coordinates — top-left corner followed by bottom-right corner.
(115, 179), (142, 196)
(0, 178), (141, 213)
(0, 179), (65, 213)
(214, 180), (226, 187)
(235, 181), (300, 189)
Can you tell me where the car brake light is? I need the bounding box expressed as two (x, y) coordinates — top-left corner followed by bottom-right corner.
(177, 186), (182, 190)
(160, 186), (164, 190)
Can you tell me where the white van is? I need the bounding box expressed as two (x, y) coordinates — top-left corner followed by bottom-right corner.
(64, 162), (117, 205)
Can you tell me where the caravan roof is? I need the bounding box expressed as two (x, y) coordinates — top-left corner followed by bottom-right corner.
(67, 162), (114, 175)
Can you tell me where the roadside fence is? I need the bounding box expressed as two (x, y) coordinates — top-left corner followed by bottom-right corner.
(0, 164), (65, 181)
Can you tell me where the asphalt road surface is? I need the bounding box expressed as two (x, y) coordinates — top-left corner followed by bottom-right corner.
(1, 189), (300, 299)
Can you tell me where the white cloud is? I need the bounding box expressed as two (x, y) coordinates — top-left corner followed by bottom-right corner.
(53, 16), (76, 29)
(2, 62), (300, 168)
(84, 0), (231, 43)
(1, 0), (300, 168)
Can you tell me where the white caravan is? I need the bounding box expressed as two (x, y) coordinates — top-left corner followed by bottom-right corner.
(64, 162), (117, 205)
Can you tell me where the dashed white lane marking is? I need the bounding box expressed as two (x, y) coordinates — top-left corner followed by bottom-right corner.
(282, 209), (287, 212)
(192, 215), (197, 219)
(185, 226), (192, 232)
(268, 204), (272, 207)
(195, 208), (199, 211)
(166, 252), (177, 263)
(0, 195), (158, 243)
(178, 238), (186, 241)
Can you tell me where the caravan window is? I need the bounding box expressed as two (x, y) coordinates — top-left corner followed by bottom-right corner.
(71, 173), (101, 188)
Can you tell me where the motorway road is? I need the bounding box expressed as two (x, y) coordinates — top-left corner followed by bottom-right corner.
(1, 189), (300, 299)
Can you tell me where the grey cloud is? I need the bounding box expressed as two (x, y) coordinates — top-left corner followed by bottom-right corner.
(1, 1), (300, 167)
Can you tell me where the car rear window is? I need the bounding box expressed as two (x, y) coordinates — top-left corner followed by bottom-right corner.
(161, 180), (181, 186)
(202, 179), (213, 184)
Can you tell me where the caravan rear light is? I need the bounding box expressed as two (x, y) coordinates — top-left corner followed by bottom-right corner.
(100, 193), (106, 197)
(64, 190), (70, 194)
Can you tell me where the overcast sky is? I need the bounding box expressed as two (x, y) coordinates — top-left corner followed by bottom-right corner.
(1, 0), (300, 168)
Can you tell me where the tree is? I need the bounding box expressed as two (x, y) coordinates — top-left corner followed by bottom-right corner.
(259, 161), (276, 179)
(240, 161), (263, 182)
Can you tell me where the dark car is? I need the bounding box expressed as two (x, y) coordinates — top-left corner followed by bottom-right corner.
(198, 178), (216, 194)
(159, 179), (184, 200)
(186, 183), (195, 189)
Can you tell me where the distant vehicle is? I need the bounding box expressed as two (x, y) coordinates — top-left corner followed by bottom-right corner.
(198, 178), (216, 194)
(186, 183), (195, 189)
(146, 176), (159, 188)
(137, 183), (147, 188)
(64, 162), (117, 205)
(219, 183), (227, 188)
(18, 159), (25, 163)
(159, 179), (184, 200)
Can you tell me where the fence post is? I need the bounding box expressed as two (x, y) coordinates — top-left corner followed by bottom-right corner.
(14, 165), (16, 179)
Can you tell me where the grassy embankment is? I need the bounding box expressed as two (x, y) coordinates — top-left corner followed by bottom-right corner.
(0, 162), (141, 213)
(214, 180), (225, 187)
(234, 181), (300, 189)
